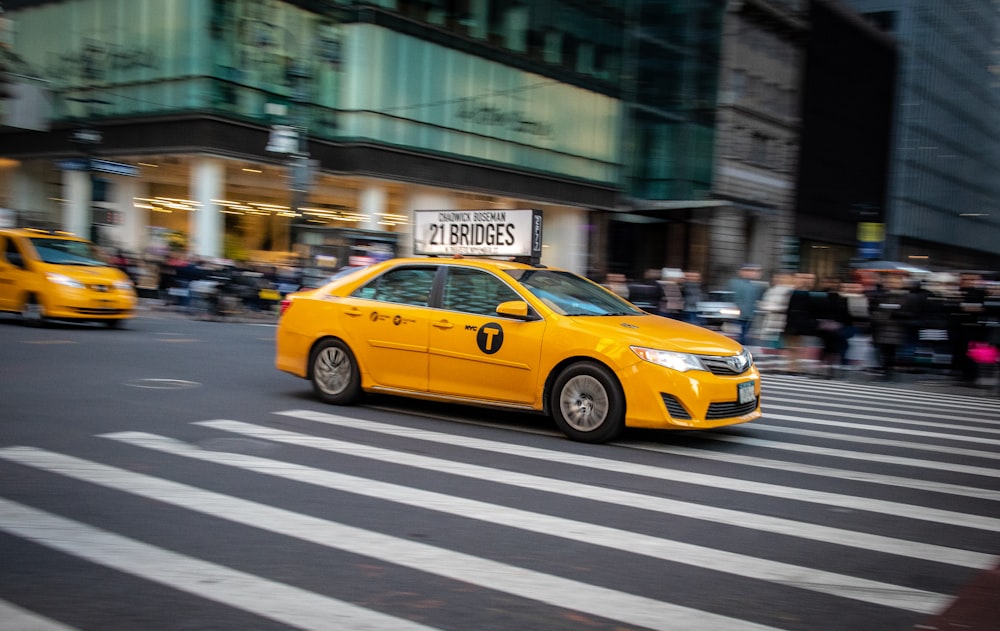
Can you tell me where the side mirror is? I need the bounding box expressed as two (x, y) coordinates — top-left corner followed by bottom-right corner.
(496, 300), (534, 320)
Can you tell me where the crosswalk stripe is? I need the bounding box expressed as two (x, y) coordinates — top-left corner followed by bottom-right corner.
(0, 599), (79, 631)
(0, 498), (438, 631)
(761, 379), (1000, 414)
(277, 409), (1000, 533)
(186, 420), (994, 569)
(764, 412), (1000, 445)
(760, 406), (1000, 443)
(625, 440), (1000, 501)
(698, 423), (1000, 480)
(0, 447), (783, 631)
(101, 429), (950, 612)
(740, 422), (1000, 462)
(763, 391), (1000, 427)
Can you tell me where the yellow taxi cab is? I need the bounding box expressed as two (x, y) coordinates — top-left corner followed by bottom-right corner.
(0, 227), (137, 327)
(276, 210), (760, 442)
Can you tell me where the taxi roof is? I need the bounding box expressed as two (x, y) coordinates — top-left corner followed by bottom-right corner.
(373, 256), (550, 272)
(1, 227), (86, 241)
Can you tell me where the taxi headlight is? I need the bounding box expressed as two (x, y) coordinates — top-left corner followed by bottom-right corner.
(113, 280), (134, 291)
(631, 346), (707, 372)
(720, 307), (741, 317)
(46, 273), (85, 289)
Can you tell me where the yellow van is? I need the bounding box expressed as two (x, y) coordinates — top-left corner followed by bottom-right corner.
(0, 228), (136, 327)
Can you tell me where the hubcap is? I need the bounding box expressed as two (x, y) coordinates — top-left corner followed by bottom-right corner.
(315, 347), (351, 395)
(559, 375), (609, 432)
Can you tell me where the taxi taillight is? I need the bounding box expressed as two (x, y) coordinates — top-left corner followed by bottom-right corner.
(279, 297), (293, 317)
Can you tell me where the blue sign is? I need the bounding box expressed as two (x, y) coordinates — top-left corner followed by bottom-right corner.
(56, 158), (139, 177)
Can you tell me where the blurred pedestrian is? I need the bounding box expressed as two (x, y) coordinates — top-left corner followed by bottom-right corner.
(626, 269), (663, 313)
(782, 272), (817, 374)
(840, 281), (872, 368)
(656, 268), (684, 319)
(603, 272), (629, 299)
(949, 273), (988, 385)
(756, 272), (795, 349)
(813, 277), (853, 378)
(870, 273), (913, 381)
(680, 270), (704, 325)
(727, 263), (765, 345)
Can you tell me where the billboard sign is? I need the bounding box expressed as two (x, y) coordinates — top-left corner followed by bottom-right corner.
(413, 209), (542, 261)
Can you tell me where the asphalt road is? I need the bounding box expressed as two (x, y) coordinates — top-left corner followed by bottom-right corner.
(1, 310), (998, 630)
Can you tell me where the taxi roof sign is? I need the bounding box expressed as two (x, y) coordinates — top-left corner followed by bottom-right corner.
(413, 209), (543, 264)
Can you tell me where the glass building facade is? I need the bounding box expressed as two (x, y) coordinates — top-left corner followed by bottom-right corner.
(1, 0), (733, 278)
(840, 0), (1000, 268)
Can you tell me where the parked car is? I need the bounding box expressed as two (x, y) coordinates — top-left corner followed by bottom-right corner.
(696, 290), (741, 331)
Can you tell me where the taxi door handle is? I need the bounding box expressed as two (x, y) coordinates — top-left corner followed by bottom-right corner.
(343, 307), (364, 317)
(433, 320), (454, 329)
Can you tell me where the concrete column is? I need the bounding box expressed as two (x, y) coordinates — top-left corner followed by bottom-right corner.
(540, 207), (587, 275)
(189, 157), (224, 259)
(115, 177), (148, 253)
(63, 169), (90, 237)
(358, 184), (386, 231)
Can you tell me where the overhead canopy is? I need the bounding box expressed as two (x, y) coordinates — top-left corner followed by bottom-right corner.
(852, 260), (931, 275)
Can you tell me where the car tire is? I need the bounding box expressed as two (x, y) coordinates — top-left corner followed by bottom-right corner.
(550, 362), (625, 443)
(310, 338), (362, 405)
(20, 294), (46, 327)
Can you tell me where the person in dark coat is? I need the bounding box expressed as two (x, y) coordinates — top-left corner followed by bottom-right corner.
(782, 272), (816, 374)
(813, 277), (853, 377)
(869, 273), (913, 381)
(948, 273), (988, 385)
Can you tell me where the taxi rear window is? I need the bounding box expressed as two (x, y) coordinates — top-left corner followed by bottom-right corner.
(353, 266), (436, 306)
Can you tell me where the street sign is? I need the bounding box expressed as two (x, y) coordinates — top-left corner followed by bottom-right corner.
(55, 158), (138, 177)
(90, 159), (139, 177)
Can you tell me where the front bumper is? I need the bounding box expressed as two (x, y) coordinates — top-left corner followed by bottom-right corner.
(620, 360), (761, 429)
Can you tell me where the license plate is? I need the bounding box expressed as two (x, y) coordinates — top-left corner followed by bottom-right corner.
(737, 380), (755, 404)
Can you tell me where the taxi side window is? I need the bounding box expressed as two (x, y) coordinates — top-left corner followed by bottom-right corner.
(354, 267), (436, 306)
(3, 238), (25, 269)
(442, 268), (520, 316)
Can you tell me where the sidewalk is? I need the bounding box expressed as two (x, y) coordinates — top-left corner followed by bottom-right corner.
(137, 298), (280, 325)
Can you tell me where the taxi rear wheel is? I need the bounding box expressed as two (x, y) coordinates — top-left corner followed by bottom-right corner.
(310, 339), (362, 405)
(551, 362), (624, 443)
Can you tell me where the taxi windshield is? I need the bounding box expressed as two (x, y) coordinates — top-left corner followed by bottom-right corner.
(29, 237), (106, 266)
(506, 269), (645, 316)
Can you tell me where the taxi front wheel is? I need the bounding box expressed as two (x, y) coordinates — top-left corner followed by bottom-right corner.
(310, 339), (362, 405)
(551, 362), (624, 443)
(20, 294), (46, 327)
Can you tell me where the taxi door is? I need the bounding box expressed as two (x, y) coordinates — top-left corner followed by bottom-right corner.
(429, 267), (545, 404)
(0, 236), (29, 311)
(338, 265), (436, 392)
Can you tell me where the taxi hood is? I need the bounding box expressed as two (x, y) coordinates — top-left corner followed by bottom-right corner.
(36, 260), (128, 283)
(574, 313), (744, 355)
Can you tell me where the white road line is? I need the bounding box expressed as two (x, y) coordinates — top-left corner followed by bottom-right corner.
(764, 403), (1000, 445)
(0, 599), (79, 631)
(184, 421), (995, 569)
(0, 447), (783, 631)
(624, 440), (1000, 500)
(695, 423), (1000, 479)
(762, 380), (1000, 415)
(738, 422), (1000, 461)
(277, 409), (1000, 533)
(97, 430), (963, 613)
(760, 405), (1000, 443)
(762, 392), (1000, 426)
(0, 498), (437, 631)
